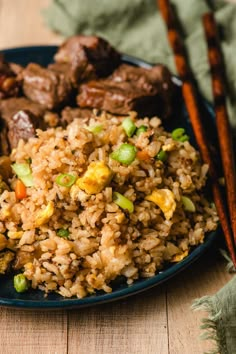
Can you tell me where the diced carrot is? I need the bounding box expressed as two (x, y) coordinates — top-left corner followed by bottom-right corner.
(136, 150), (150, 161)
(15, 179), (27, 199)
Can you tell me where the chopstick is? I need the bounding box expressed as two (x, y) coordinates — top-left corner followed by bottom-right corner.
(158, 0), (236, 267)
(202, 12), (236, 246)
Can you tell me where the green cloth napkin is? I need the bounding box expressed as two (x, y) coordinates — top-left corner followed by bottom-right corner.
(43, 1), (236, 353)
(192, 275), (236, 354)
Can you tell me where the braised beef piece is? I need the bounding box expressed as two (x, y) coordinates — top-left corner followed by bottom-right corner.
(0, 55), (19, 99)
(7, 110), (45, 149)
(0, 125), (10, 155)
(0, 97), (45, 122)
(54, 35), (121, 83)
(48, 62), (78, 87)
(0, 97), (46, 152)
(77, 64), (175, 118)
(21, 63), (73, 110)
(61, 106), (93, 126)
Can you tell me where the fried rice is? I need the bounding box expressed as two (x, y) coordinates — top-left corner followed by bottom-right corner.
(0, 112), (218, 298)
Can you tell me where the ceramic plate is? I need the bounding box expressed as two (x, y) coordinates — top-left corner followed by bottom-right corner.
(0, 46), (219, 308)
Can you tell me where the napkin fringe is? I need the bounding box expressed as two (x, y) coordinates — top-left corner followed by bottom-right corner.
(220, 249), (236, 273)
(192, 296), (227, 354)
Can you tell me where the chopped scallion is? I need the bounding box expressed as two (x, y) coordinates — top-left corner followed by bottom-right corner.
(156, 150), (167, 162)
(181, 196), (196, 212)
(171, 128), (189, 142)
(86, 124), (103, 134)
(122, 117), (136, 137)
(113, 192), (134, 213)
(136, 125), (148, 136)
(55, 174), (76, 187)
(57, 228), (70, 238)
(12, 163), (31, 176)
(11, 162), (34, 187)
(110, 143), (137, 165)
(20, 174), (34, 187)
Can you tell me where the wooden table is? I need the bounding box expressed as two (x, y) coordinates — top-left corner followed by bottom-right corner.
(0, 1), (233, 353)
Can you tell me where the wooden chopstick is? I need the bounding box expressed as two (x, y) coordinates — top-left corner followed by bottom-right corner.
(202, 12), (236, 246)
(158, 0), (236, 267)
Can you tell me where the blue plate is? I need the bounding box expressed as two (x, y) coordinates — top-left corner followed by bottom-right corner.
(0, 46), (219, 309)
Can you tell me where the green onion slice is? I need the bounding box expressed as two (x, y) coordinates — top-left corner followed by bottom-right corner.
(122, 117), (136, 137)
(11, 162), (34, 187)
(181, 196), (196, 212)
(12, 163), (31, 176)
(171, 128), (189, 142)
(20, 174), (34, 187)
(156, 149), (167, 162)
(57, 228), (70, 238)
(136, 125), (148, 136)
(86, 124), (103, 134)
(55, 174), (76, 187)
(110, 144), (137, 165)
(113, 192), (134, 213)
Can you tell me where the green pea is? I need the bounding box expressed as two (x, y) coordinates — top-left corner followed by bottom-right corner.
(57, 228), (70, 238)
(14, 274), (29, 293)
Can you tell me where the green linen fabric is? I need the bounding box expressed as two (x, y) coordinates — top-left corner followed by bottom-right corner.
(192, 275), (236, 354)
(43, 1), (236, 353)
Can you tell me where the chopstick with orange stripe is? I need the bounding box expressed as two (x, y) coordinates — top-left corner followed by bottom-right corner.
(202, 12), (236, 247)
(158, 0), (236, 267)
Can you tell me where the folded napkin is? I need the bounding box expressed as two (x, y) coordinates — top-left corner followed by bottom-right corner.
(192, 275), (236, 354)
(43, 1), (236, 353)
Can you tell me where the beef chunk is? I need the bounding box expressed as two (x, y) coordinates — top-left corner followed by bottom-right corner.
(0, 97), (46, 151)
(61, 106), (93, 126)
(0, 125), (10, 155)
(48, 62), (78, 87)
(0, 97), (45, 122)
(54, 35), (121, 83)
(7, 110), (44, 149)
(77, 64), (175, 118)
(21, 63), (73, 109)
(0, 156), (12, 181)
(0, 55), (19, 99)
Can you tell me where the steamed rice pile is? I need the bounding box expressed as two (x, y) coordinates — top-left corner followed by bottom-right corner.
(0, 112), (218, 298)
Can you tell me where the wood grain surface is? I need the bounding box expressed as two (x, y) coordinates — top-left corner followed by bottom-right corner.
(0, 1), (233, 353)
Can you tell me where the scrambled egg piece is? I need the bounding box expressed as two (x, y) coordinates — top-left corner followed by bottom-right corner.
(7, 231), (24, 240)
(146, 188), (176, 220)
(76, 161), (113, 195)
(0, 206), (11, 220)
(171, 249), (189, 262)
(162, 141), (176, 152)
(35, 201), (54, 227)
